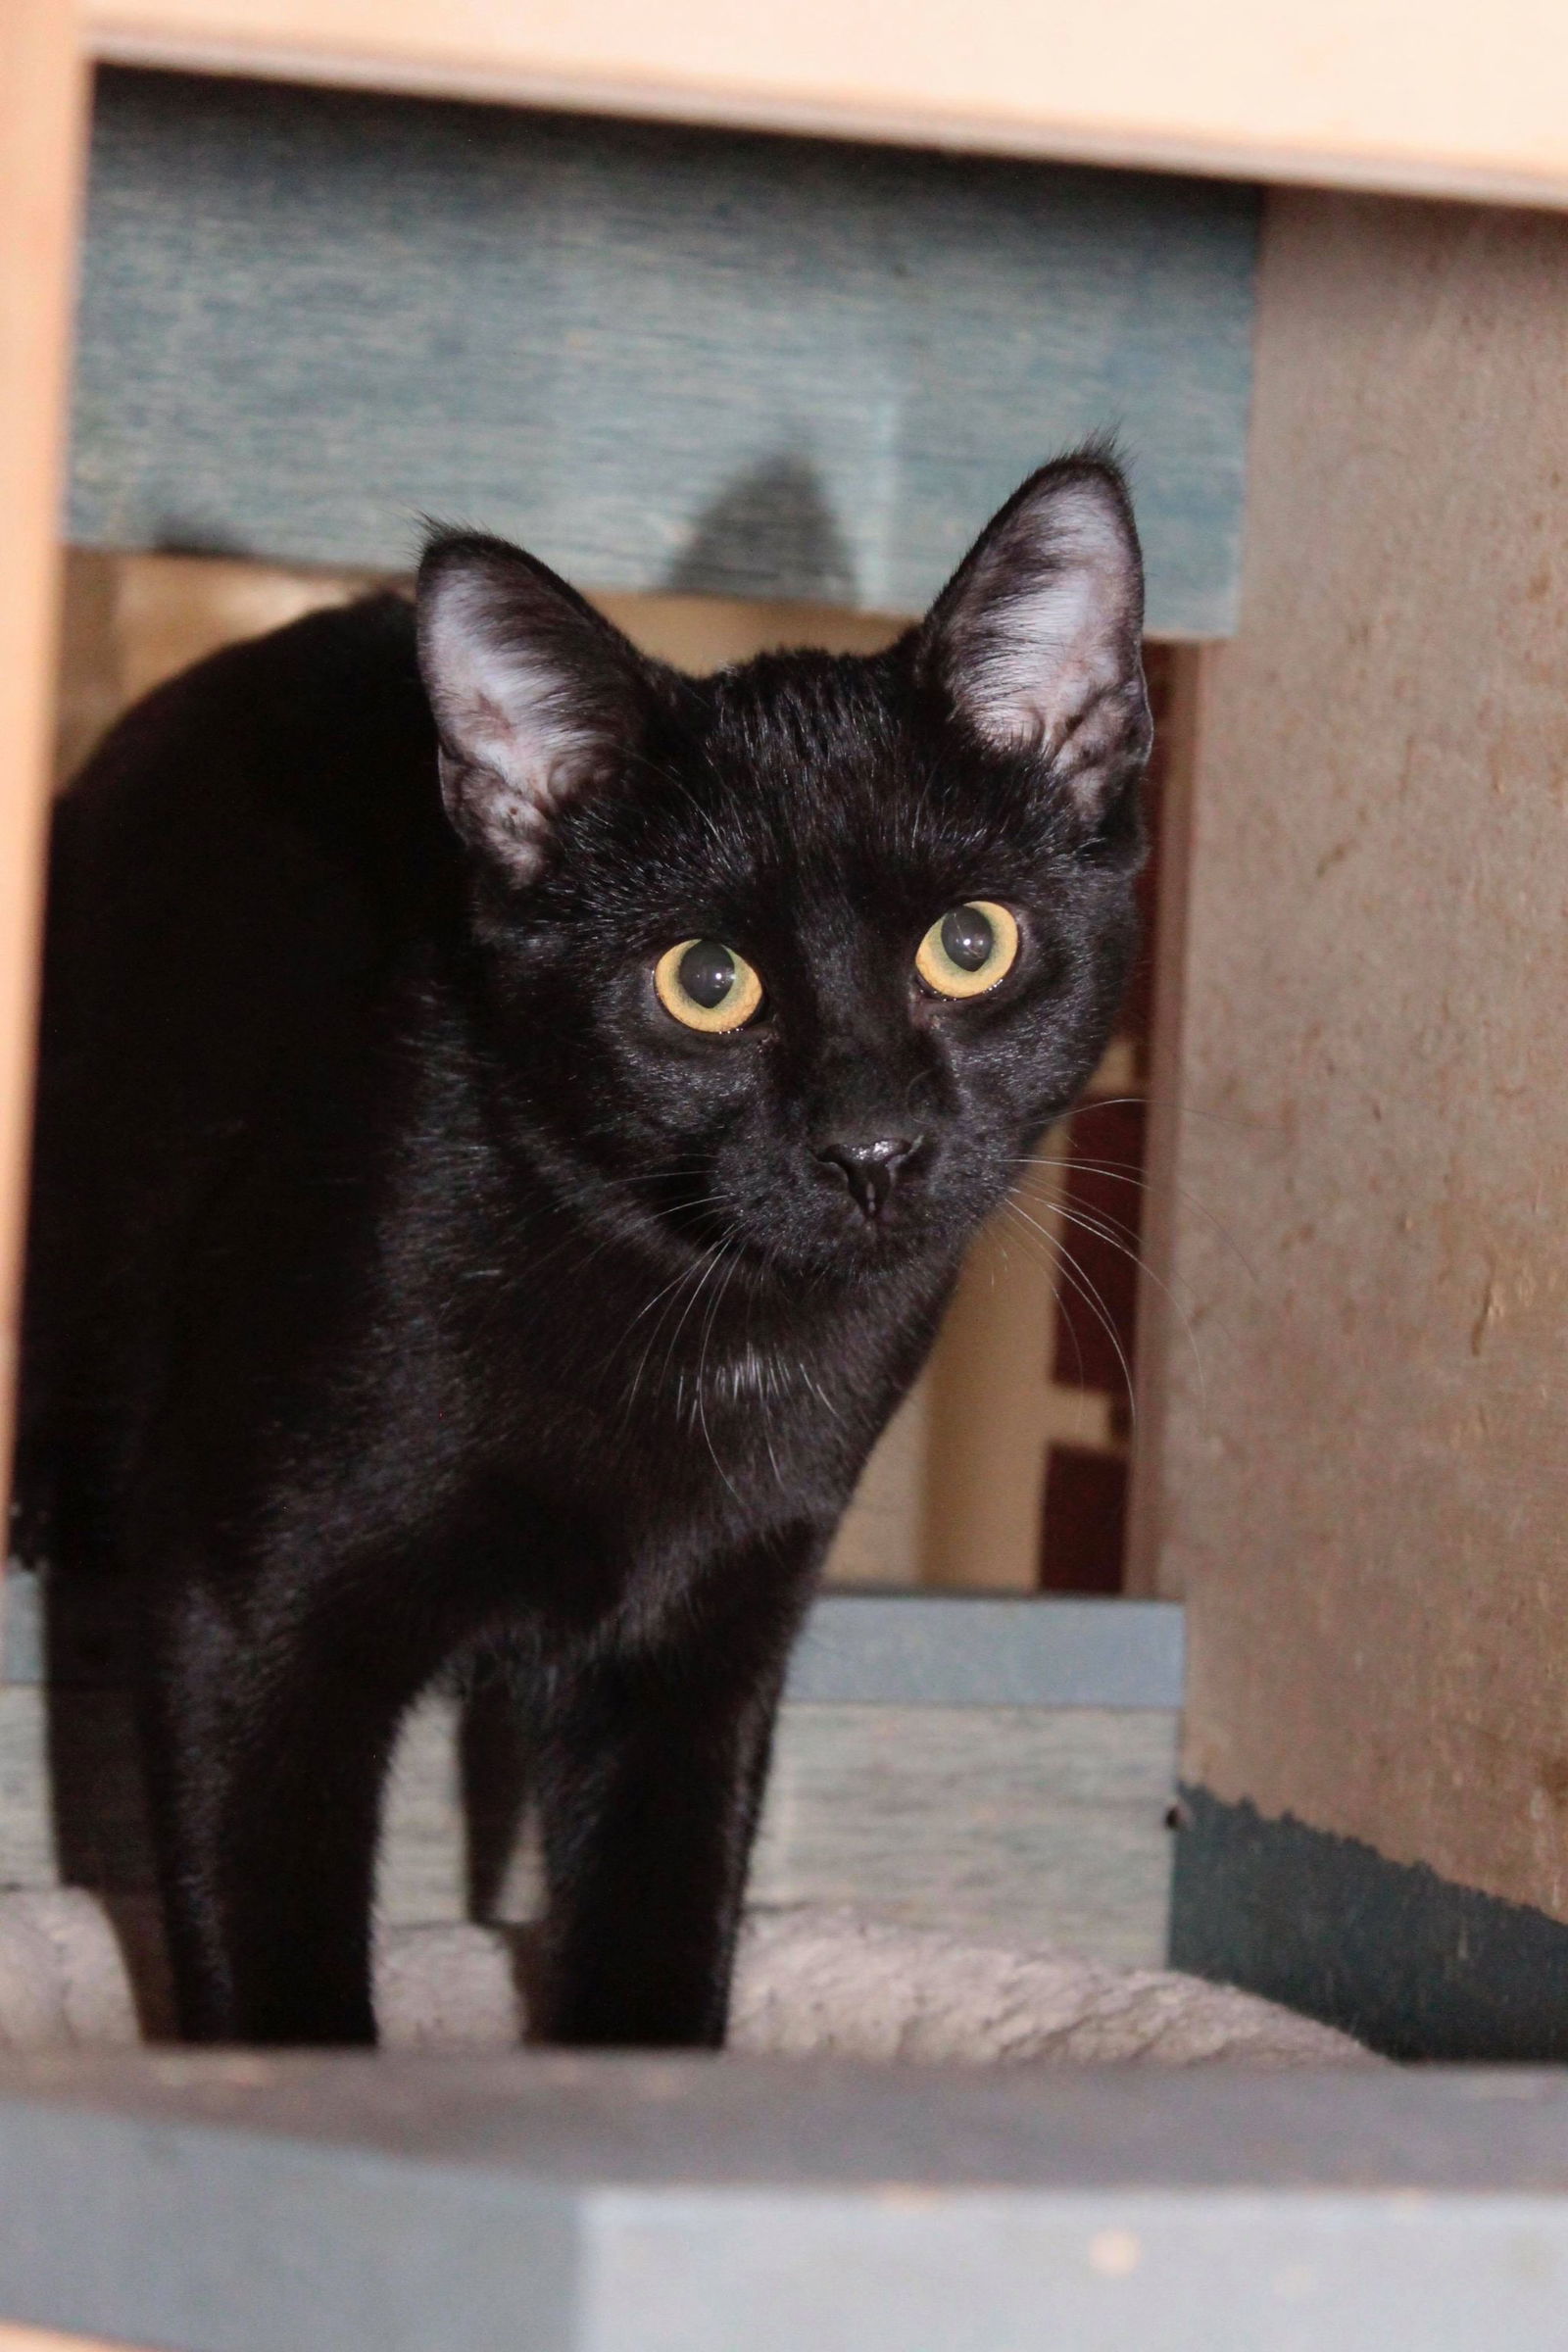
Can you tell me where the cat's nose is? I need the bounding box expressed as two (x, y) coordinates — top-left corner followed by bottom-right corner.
(814, 1135), (923, 1221)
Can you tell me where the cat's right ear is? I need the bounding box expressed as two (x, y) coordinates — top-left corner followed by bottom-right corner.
(416, 532), (647, 885)
(916, 452), (1152, 828)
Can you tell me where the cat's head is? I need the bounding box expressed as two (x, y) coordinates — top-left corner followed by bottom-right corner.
(416, 451), (1152, 1283)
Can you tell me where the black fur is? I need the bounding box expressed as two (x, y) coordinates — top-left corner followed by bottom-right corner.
(14, 452), (1151, 2046)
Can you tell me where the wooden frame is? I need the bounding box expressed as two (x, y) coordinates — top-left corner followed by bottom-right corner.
(0, 1), (87, 1511)
(83, 0), (1568, 214)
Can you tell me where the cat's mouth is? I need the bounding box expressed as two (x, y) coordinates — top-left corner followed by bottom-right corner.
(627, 1168), (931, 1279)
(626, 1162), (734, 1245)
(619, 1142), (953, 1282)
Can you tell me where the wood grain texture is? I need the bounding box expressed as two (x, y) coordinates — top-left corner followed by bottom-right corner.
(0, 0), (87, 1530)
(376, 1695), (1180, 1966)
(68, 70), (1257, 634)
(81, 0), (1568, 213)
(1152, 190), (1568, 1919)
(751, 1704), (1177, 1967)
(1, 1685), (1178, 1968)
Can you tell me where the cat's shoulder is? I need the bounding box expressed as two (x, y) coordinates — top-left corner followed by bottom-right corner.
(70, 587), (426, 789)
(56, 589), (451, 898)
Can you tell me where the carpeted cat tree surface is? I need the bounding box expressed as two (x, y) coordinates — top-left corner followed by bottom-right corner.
(0, 1890), (1371, 2065)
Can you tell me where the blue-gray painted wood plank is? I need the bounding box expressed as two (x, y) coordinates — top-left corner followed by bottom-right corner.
(69, 69), (1257, 634)
(5, 2057), (1568, 2350)
(1, 1566), (1183, 1707)
(785, 1592), (1184, 1707)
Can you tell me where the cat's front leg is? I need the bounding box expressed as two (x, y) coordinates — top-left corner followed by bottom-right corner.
(137, 1579), (413, 2046)
(529, 1535), (819, 2048)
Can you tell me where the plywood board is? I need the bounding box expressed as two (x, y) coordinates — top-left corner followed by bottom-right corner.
(1149, 189), (1568, 1922)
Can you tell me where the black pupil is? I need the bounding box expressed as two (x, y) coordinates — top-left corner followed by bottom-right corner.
(678, 941), (736, 1009)
(941, 906), (995, 973)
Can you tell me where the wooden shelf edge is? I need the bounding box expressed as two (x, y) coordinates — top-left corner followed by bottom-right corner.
(83, 20), (1568, 214)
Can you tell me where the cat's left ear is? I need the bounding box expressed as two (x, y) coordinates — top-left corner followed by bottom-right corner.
(416, 531), (648, 885)
(917, 453), (1152, 824)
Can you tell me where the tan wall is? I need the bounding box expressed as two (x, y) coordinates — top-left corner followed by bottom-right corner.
(1144, 187), (1568, 1917)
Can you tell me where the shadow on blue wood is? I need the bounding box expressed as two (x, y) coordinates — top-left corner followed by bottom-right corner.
(70, 69), (1258, 633)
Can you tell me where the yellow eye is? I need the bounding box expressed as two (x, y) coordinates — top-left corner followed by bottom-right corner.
(654, 938), (764, 1033)
(915, 902), (1019, 999)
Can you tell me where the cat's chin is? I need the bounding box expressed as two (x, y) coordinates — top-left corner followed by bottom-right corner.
(748, 1218), (953, 1288)
(637, 1185), (956, 1286)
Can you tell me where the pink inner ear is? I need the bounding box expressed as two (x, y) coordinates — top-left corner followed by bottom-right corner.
(949, 482), (1141, 750)
(931, 469), (1147, 812)
(418, 554), (638, 884)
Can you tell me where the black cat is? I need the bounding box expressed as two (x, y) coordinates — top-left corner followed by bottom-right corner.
(15, 449), (1152, 2047)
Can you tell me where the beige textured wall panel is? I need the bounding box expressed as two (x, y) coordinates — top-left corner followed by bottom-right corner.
(1159, 190), (1568, 1918)
(83, 0), (1568, 211)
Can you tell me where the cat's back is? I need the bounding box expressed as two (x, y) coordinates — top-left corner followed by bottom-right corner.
(41, 588), (455, 1158)
(55, 589), (450, 946)
(17, 594), (457, 1555)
